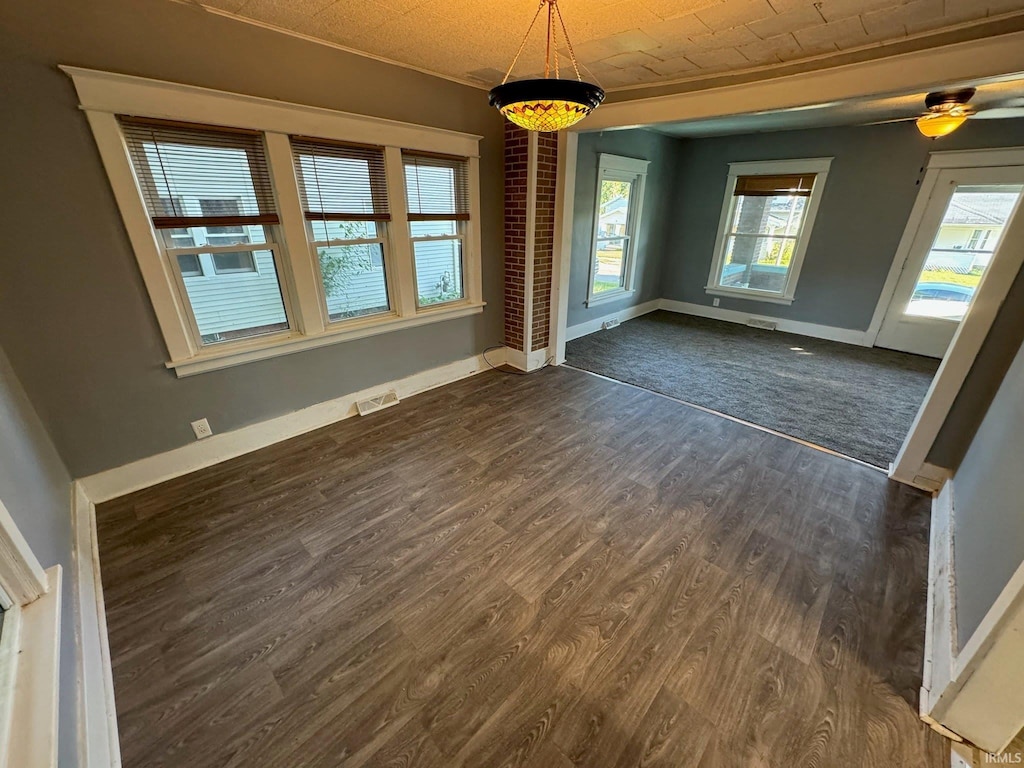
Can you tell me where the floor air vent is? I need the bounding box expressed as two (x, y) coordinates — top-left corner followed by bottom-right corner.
(747, 318), (778, 331)
(356, 390), (400, 416)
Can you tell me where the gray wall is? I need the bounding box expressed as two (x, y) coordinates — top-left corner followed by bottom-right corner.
(661, 119), (1024, 331)
(567, 129), (681, 328)
(952, 337), (1024, 649)
(929, 265), (1024, 468)
(0, 0), (505, 477)
(0, 344), (77, 766)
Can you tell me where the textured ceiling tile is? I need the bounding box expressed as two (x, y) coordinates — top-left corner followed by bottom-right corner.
(199, 0), (1024, 90)
(594, 28), (663, 52)
(861, 5), (909, 36)
(200, 0), (247, 12)
(238, 0), (335, 19)
(686, 46), (751, 68)
(373, 0), (430, 12)
(816, 0), (904, 23)
(766, 0), (817, 12)
(599, 66), (660, 86)
(602, 50), (663, 68)
(696, 0), (776, 30)
(643, 40), (699, 60)
(687, 24), (760, 49)
(645, 55), (701, 75)
(736, 31), (802, 62)
(641, 13), (712, 43)
(572, 4), (662, 41)
(640, 0), (722, 20)
(747, 4), (823, 39)
(793, 15), (869, 49)
(985, 0), (1024, 12)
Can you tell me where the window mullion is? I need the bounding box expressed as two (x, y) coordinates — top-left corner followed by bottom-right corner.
(264, 132), (326, 336)
(384, 146), (416, 316)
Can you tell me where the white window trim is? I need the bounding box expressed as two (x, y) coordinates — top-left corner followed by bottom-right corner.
(62, 66), (485, 377)
(586, 154), (650, 307)
(0, 499), (61, 768)
(706, 157), (832, 305)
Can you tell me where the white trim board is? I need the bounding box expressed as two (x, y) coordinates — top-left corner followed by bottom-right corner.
(658, 299), (870, 346)
(565, 299), (660, 341)
(922, 480), (1024, 753)
(6, 566), (62, 768)
(504, 346), (550, 373)
(78, 351), (502, 504)
(73, 483), (121, 768)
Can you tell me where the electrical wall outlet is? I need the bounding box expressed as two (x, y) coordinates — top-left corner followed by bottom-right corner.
(713, 298), (720, 307)
(191, 418), (213, 440)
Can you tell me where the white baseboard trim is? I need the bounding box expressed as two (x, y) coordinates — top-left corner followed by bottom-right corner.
(658, 299), (871, 346)
(504, 346), (549, 372)
(78, 352), (496, 504)
(72, 483), (120, 768)
(922, 480), (957, 726)
(565, 299), (660, 342)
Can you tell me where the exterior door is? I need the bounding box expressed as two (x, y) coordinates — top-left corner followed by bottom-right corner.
(875, 167), (1024, 358)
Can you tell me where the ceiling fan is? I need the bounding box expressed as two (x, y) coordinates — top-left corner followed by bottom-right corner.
(876, 88), (1024, 137)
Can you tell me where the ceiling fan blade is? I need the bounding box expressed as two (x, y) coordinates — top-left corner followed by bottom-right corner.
(972, 107), (1024, 119)
(865, 116), (920, 126)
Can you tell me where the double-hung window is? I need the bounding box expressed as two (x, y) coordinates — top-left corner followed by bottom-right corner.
(76, 68), (484, 376)
(588, 154), (649, 306)
(121, 118), (292, 346)
(403, 152), (471, 307)
(707, 158), (831, 304)
(291, 138), (392, 322)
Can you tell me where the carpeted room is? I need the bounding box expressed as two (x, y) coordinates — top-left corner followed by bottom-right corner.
(564, 117), (1024, 467)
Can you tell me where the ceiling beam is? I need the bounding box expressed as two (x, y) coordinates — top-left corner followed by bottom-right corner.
(577, 30), (1024, 132)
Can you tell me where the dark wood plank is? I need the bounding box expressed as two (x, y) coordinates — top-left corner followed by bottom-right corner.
(97, 366), (948, 768)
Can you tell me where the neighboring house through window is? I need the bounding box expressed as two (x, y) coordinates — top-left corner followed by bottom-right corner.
(588, 154), (649, 306)
(404, 151), (470, 307)
(706, 158), (832, 305)
(72, 68), (484, 376)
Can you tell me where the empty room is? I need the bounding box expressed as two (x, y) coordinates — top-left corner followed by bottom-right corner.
(1, 1), (1023, 767)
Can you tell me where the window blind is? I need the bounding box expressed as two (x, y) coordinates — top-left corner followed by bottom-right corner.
(734, 174), (816, 197)
(119, 116), (278, 229)
(403, 151), (470, 221)
(290, 137), (390, 222)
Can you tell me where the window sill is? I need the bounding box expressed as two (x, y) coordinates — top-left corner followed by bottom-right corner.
(704, 287), (795, 306)
(586, 289), (634, 307)
(167, 300), (486, 377)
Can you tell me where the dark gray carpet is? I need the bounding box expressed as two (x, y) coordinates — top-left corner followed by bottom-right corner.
(565, 311), (940, 468)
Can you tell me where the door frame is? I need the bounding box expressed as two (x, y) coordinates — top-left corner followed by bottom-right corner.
(865, 147), (1024, 346)
(881, 147), (1024, 487)
(873, 164), (1024, 358)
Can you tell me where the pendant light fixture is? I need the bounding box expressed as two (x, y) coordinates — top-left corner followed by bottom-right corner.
(489, 0), (605, 132)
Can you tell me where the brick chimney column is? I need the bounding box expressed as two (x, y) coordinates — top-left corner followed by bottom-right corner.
(503, 122), (558, 371)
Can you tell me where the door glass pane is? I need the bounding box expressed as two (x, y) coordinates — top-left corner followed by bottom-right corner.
(719, 193), (806, 293)
(594, 179), (632, 294)
(907, 184), (1023, 320)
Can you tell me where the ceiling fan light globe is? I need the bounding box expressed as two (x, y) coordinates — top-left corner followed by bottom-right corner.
(916, 112), (968, 138)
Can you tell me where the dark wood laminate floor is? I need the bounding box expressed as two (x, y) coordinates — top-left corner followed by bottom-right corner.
(97, 366), (948, 768)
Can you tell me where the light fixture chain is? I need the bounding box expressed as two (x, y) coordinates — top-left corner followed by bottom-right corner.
(552, 4), (560, 79)
(553, 0), (583, 82)
(502, 0), (547, 85)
